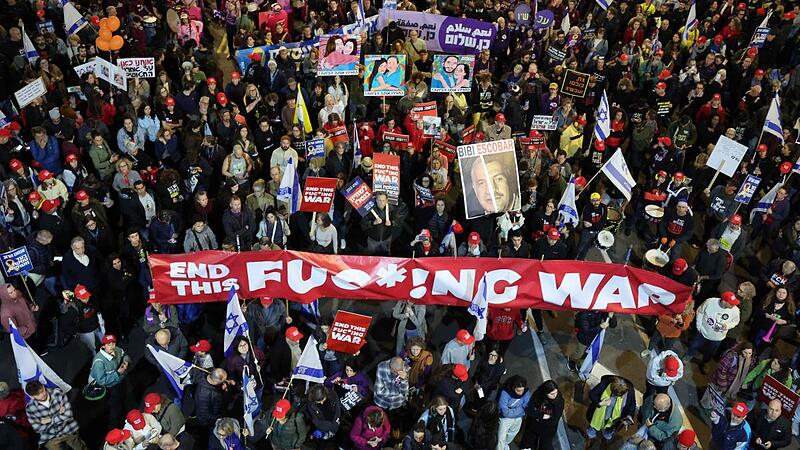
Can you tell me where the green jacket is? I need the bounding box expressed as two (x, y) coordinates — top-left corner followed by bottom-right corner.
(88, 143), (115, 179)
(270, 411), (308, 449)
(640, 395), (682, 442)
(90, 347), (130, 388)
(743, 359), (793, 390)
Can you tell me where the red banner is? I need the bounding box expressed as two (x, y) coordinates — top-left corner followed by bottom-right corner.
(329, 125), (349, 144)
(383, 132), (410, 150)
(434, 140), (457, 162)
(327, 311), (372, 354)
(409, 101), (438, 121)
(149, 250), (692, 315)
(300, 177), (338, 213)
(758, 375), (800, 419)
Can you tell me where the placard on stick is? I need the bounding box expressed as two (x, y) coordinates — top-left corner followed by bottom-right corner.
(326, 311), (372, 354)
(300, 177), (338, 212)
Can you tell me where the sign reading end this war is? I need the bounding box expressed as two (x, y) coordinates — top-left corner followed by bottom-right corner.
(326, 310), (372, 354)
(372, 153), (401, 205)
(300, 177), (338, 213)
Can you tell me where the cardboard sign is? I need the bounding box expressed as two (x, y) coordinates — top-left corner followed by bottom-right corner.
(74, 60), (96, 77)
(734, 174), (761, 204)
(457, 139), (521, 219)
(560, 69), (590, 98)
(414, 182), (434, 206)
(14, 78), (47, 109)
(434, 140), (457, 162)
(383, 132), (410, 150)
(410, 101), (438, 121)
(0, 247), (34, 278)
(430, 55), (475, 93)
(300, 177), (338, 213)
(317, 34), (361, 76)
(342, 176), (376, 217)
(117, 58), (156, 78)
(305, 139), (326, 160)
(372, 153), (400, 205)
(530, 115), (559, 131)
(758, 375), (800, 419)
(326, 310), (372, 354)
(364, 54), (407, 97)
(707, 135), (748, 178)
(329, 125), (349, 144)
(423, 116), (442, 137)
(94, 57), (127, 91)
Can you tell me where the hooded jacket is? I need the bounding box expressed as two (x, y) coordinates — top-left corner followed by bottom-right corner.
(0, 283), (35, 338)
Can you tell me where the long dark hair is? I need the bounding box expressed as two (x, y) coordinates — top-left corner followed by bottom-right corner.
(533, 380), (561, 402)
(367, 58), (387, 89)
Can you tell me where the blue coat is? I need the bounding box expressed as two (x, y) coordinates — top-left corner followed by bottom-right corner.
(29, 136), (62, 174)
(711, 411), (751, 450)
(498, 387), (531, 419)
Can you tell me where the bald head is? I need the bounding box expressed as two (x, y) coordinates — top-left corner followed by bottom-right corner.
(653, 394), (671, 412)
(767, 399), (782, 421)
(155, 329), (171, 347)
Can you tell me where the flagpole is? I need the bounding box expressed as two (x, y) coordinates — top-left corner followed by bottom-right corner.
(309, 211), (317, 239)
(245, 334), (265, 385)
(750, 129), (765, 164)
(191, 364), (211, 374)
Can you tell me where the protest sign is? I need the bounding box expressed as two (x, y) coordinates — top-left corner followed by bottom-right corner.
(534, 10), (555, 29)
(14, 78), (46, 109)
(707, 135), (748, 177)
(431, 55), (475, 93)
(434, 140), (457, 161)
(383, 132), (410, 150)
(329, 125), (349, 144)
(326, 310), (372, 354)
(318, 34), (361, 76)
(462, 125), (476, 143)
(423, 117), (442, 138)
(364, 54), (406, 97)
(546, 45), (567, 62)
(530, 115), (559, 131)
(74, 60), (96, 77)
(414, 182), (435, 207)
(560, 69), (590, 98)
(342, 176), (376, 217)
(37, 20), (55, 34)
(94, 57), (127, 91)
(514, 4), (532, 25)
(340, 389), (364, 411)
(305, 139), (326, 160)
(378, 10), (495, 54)
(758, 375), (800, 419)
(372, 153), (400, 205)
(458, 139), (521, 219)
(734, 174), (761, 204)
(117, 58), (156, 78)
(235, 38), (319, 73)
(300, 177), (338, 213)
(409, 102), (438, 121)
(520, 136), (546, 151)
(0, 247), (33, 278)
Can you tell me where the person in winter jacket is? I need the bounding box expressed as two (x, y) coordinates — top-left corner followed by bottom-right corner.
(497, 375), (531, 450)
(0, 382), (31, 441)
(144, 328), (189, 366)
(441, 329), (476, 370)
(195, 368), (230, 427)
(586, 375), (637, 443)
(350, 406), (391, 450)
(123, 409), (162, 450)
(0, 282), (37, 338)
(469, 342), (506, 405)
(710, 402), (751, 450)
(29, 127), (62, 175)
(568, 311), (617, 372)
(686, 291), (741, 371)
(465, 401), (500, 450)
(419, 396), (457, 443)
(209, 417), (246, 450)
(268, 399), (308, 450)
(183, 215), (218, 252)
(403, 421), (432, 450)
(486, 307), (527, 356)
(638, 394), (682, 448)
(306, 384), (341, 441)
(750, 399), (791, 450)
(143, 393), (186, 438)
(519, 380), (564, 450)
(644, 351), (684, 400)
(430, 364), (468, 412)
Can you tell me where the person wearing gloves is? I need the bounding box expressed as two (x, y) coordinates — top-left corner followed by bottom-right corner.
(710, 402), (751, 450)
(644, 351), (683, 400)
(497, 375), (531, 450)
(305, 384), (342, 442)
(123, 409), (162, 450)
(685, 291), (741, 372)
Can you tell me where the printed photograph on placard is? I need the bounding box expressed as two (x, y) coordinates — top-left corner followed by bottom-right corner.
(430, 54), (475, 93)
(317, 34), (361, 76)
(457, 139), (521, 219)
(363, 54), (406, 97)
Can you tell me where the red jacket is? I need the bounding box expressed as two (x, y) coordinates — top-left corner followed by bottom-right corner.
(357, 124), (375, 158)
(404, 115), (429, 152)
(695, 103), (727, 127)
(0, 389), (31, 429)
(487, 308), (524, 341)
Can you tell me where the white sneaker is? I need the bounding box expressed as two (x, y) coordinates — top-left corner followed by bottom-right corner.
(340, 239), (346, 250)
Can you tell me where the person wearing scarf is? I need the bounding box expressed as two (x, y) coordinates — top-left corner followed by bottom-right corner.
(586, 375), (637, 443)
(701, 342), (754, 414)
(400, 336), (433, 389)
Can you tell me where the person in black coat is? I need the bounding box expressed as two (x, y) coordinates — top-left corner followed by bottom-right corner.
(429, 364), (467, 412)
(520, 380), (564, 450)
(750, 399), (792, 450)
(305, 384), (342, 441)
(501, 231), (530, 258)
(33, 200), (70, 254)
(568, 311), (617, 372)
(60, 237), (101, 292)
(465, 402), (500, 450)
(531, 228), (568, 260)
(194, 368), (228, 427)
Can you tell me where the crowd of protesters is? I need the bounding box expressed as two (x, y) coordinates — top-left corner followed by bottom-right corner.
(0, 0), (800, 448)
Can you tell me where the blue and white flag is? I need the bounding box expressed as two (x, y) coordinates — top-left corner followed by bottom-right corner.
(242, 365), (260, 436)
(22, 26), (39, 64)
(9, 319), (71, 393)
(594, 90), (610, 141)
(682, 0), (698, 41)
(146, 344), (192, 397)
(792, 155), (800, 174)
(560, 12), (570, 34)
(357, 0), (367, 32)
(383, 0), (397, 10)
(277, 157), (302, 214)
(63, 2), (87, 35)
(468, 275), (489, 341)
(223, 287), (250, 357)
(439, 221), (460, 254)
(750, 11), (772, 48)
(293, 336), (325, 383)
(353, 122), (362, 169)
(557, 176), (579, 226)
(595, 0), (613, 11)
(763, 94), (784, 144)
(579, 328), (606, 381)
(749, 182), (782, 223)
(601, 149), (637, 200)
(0, 110), (9, 129)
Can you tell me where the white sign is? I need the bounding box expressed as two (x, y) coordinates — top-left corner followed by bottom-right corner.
(14, 78), (46, 109)
(530, 115), (559, 131)
(94, 57), (128, 91)
(706, 135), (748, 178)
(117, 58), (155, 78)
(74, 60), (96, 77)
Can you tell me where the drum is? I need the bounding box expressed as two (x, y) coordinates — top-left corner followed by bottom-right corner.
(644, 248), (670, 269)
(596, 230), (615, 250)
(166, 9), (180, 33)
(645, 204), (665, 224)
(605, 207), (623, 232)
(142, 15), (157, 28)
(246, 2), (259, 12)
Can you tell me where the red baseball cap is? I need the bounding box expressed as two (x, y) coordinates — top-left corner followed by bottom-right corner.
(575, 116), (587, 126)
(495, 113), (506, 122)
(37, 170), (53, 182)
(105, 429), (132, 445)
(216, 92), (229, 106)
(594, 139), (606, 151)
(468, 232), (481, 245)
(286, 326), (303, 341)
(737, 2), (746, 9)
(618, 53), (629, 62)
(248, 52), (262, 62)
(678, 430), (696, 446)
(75, 190), (89, 201)
(0, 128), (10, 138)
(74, 284), (91, 300)
(655, 49), (664, 56)
(758, 143), (768, 152)
(260, 296), (273, 306)
(663, 356), (680, 377)
(9, 159), (22, 171)
(474, 131), (486, 141)
(456, 329), (475, 345)
(657, 69), (671, 80)
(714, 35), (724, 44)
(672, 258), (688, 275)
(165, 97), (176, 106)
(697, 36), (708, 44)
(273, 398), (291, 419)
(207, 77), (217, 85)
(41, 199), (59, 213)
(721, 291), (740, 306)
(547, 228), (561, 240)
(729, 214), (742, 225)
(453, 363), (469, 382)
(673, 171), (685, 181)
(712, 93), (722, 100)
(126, 409), (145, 430)
(419, 229), (432, 238)
(755, 69), (765, 76)
(784, 12), (796, 20)
(656, 82), (667, 90)
(732, 401), (748, 417)
(8, 122), (20, 131)
(575, 176), (587, 187)
(101, 334), (117, 345)
(747, 47), (758, 58)
(143, 393), (161, 413)
(190, 339), (211, 353)
(657, 170), (668, 178)
(657, 136), (672, 146)
(27, 191), (42, 203)
(65, 153), (78, 162)
(231, 71), (241, 80)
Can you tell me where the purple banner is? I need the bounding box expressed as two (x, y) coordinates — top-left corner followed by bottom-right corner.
(378, 10), (495, 54)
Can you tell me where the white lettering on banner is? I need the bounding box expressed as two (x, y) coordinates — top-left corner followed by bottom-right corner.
(593, 276), (637, 310)
(331, 269), (371, 290)
(171, 279), (239, 296)
(540, 273), (605, 308)
(169, 262), (238, 295)
(637, 284), (676, 308)
(410, 268), (430, 298)
(287, 259), (326, 294)
(484, 270), (522, 303)
(246, 261), (283, 290)
(432, 269), (477, 301)
(539, 272), (678, 309)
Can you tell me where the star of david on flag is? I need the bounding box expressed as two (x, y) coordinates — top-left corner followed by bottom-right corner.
(223, 287), (250, 357)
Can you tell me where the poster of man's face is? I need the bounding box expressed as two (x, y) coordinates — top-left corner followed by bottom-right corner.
(460, 149), (521, 219)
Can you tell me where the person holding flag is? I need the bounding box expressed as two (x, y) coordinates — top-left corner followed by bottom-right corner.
(568, 310), (616, 373)
(267, 398), (308, 449)
(276, 156), (302, 215)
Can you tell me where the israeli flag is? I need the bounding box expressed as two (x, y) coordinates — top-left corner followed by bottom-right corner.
(277, 157), (301, 214)
(468, 275), (489, 341)
(557, 176), (579, 226)
(763, 94), (784, 144)
(682, 0), (698, 41)
(293, 336), (326, 383)
(749, 182), (781, 223)
(439, 220), (460, 254)
(579, 328), (606, 381)
(353, 122), (362, 169)
(601, 149), (637, 200)
(22, 26), (39, 64)
(792, 155), (800, 174)
(357, 0), (367, 32)
(146, 344), (192, 397)
(242, 365), (260, 436)
(223, 287), (250, 357)
(595, 0), (613, 10)
(594, 90), (611, 141)
(9, 319), (71, 393)
(63, 2), (88, 35)
(0, 109), (10, 129)
(560, 13), (570, 34)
